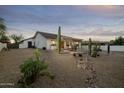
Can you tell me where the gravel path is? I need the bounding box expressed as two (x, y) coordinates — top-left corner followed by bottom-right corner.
(31, 50), (88, 88)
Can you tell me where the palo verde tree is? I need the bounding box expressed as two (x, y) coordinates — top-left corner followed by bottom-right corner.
(113, 36), (124, 45)
(0, 18), (6, 36)
(0, 17), (9, 43)
(10, 34), (24, 44)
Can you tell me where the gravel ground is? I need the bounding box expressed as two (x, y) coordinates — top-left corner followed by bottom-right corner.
(0, 49), (34, 88)
(0, 49), (124, 88)
(92, 52), (124, 87)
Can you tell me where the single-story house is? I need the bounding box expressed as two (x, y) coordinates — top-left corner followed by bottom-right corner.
(19, 31), (82, 50)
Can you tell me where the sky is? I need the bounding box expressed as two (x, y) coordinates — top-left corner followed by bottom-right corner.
(0, 5), (124, 41)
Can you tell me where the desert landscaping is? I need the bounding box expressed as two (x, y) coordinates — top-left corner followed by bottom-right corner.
(0, 49), (124, 88)
(1, 5), (124, 88)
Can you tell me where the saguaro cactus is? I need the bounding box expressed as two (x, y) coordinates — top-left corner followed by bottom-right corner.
(57, 26), (61, 54)
(88, 38), (92, 56)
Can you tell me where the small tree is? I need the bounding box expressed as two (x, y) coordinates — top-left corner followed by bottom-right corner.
(10, 34), (23, 44)
(113, 36), (124, 45)
(0, 35), (9, 43)
(91, 44), (101, 57)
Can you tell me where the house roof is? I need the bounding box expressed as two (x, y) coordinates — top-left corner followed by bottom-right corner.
(37, 31), (82, 41)
(21, 31), (82, 42)
(20, 37), (34, 42)
(36, 31), (57, 39)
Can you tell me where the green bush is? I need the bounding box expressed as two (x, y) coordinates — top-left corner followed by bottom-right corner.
(7, 43), (19, 49)
(18, 49), (54, 87)
(1, 47), (9, 51)
(91, 45), (101, 57)
(91, 45), (97, 57)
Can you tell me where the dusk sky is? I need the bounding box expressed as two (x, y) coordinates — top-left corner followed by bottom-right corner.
(0, 5), (124, 41)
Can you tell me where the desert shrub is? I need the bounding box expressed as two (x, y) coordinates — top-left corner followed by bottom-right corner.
(18, 49), (54, 87)
(78, 53), (82, 57)
(32, 46), (36, 48)
(1, 47), (9, 51)
(7, 43), (19, 49)
(73, 53), (76, 57)
(42, 47), (46, 50)
(91, 45), (97, 57)
(91, 45), (100, 57)
(97, 45), (102, 51)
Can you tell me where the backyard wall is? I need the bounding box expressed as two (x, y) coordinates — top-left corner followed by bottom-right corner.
(101, 45), (124, 52)
(81, 45), (124, 52)
(0, 42), (7, 52)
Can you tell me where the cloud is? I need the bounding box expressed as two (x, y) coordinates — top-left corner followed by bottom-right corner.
(67, 29), (124, 36)
(74, 5), (124, 20)
(0, 6), (83, 25)
(6, 27), (35, 39)
(1, 5), (124, 41)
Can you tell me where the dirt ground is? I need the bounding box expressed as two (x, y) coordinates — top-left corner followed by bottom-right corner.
(0, 49), (124, 88)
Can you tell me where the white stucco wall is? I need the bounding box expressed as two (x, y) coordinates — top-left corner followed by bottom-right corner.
(47, 39), (57, 50)
(0, 42), (7, 52)
(34, 33), (47, 49)
(19, 38), (34, 48)
(19, 33), (57, 50)
(47, 40), (51, 50)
